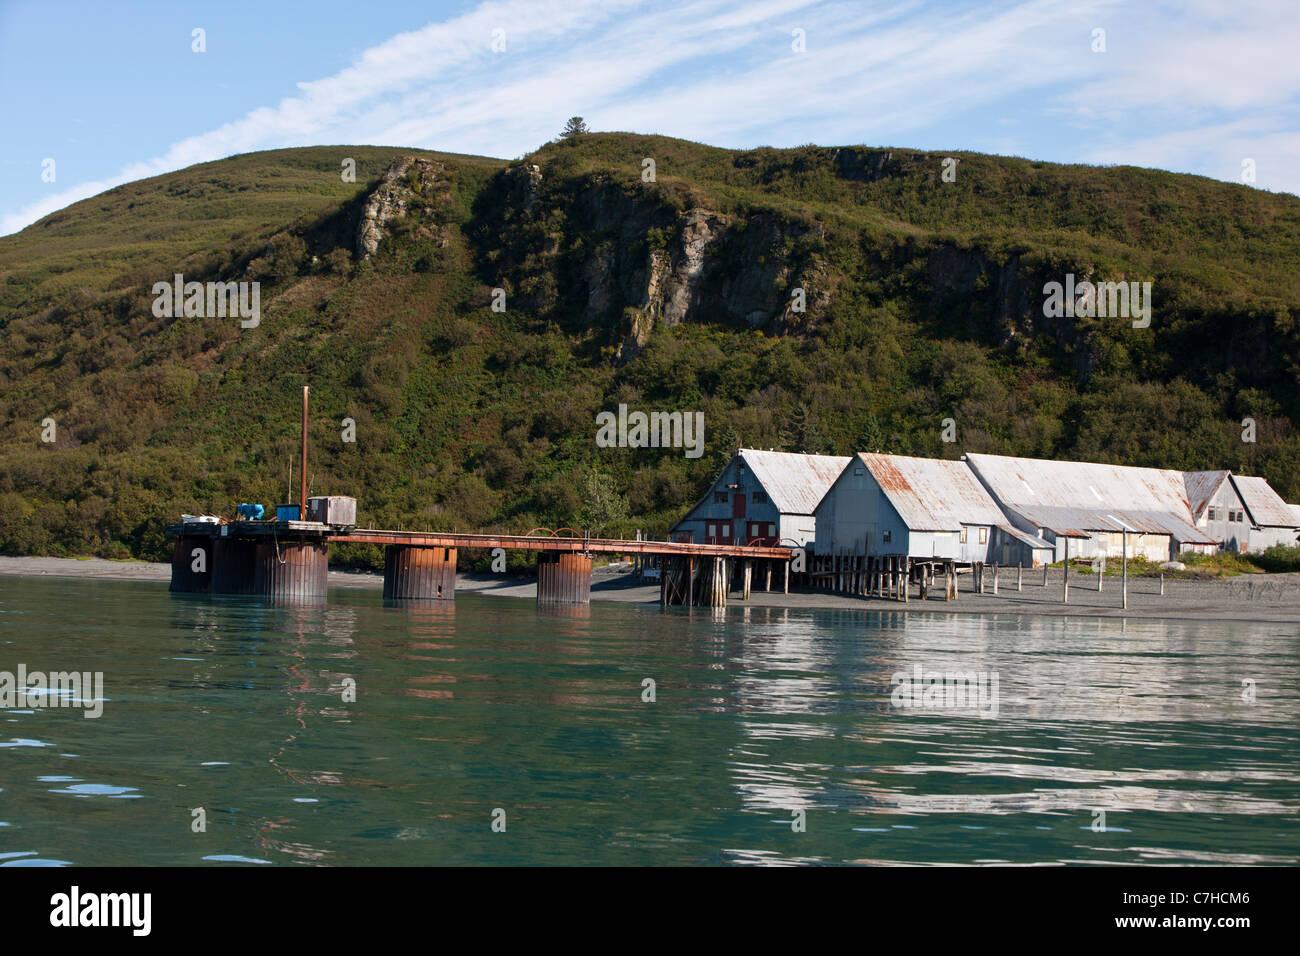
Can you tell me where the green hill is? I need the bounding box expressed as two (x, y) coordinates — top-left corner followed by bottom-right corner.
(2, 133), (1298, 565)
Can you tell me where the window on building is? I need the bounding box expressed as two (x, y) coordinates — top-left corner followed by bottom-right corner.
(882, 530), (892, 543)
(1208, 507), (1218, 521)
(978, 527), (988, 544)
(960, 527), (968, 543)
(714, 492), (728, 503)
(707, 524), (716, 537)
(721, 525), (731, 537)
(752, 491), (768, 503)
(768, 524), (776, 537)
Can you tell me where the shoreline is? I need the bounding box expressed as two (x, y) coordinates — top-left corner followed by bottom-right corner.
(2, 555), (1300, 623)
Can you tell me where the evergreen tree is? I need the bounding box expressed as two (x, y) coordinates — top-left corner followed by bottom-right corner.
(713, 423), (741, 473)
(857, 410), (883, 453)
(561, 117), (589, 140)
(783, 403), (811, 452)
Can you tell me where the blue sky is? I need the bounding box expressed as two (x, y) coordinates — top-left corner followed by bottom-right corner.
(2, 0), (1297, 235)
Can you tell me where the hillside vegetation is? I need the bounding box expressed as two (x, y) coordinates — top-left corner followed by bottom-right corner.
(1, 133), (1298, 566)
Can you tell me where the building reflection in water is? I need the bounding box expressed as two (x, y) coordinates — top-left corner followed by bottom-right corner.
(716, 606), (1300, 863)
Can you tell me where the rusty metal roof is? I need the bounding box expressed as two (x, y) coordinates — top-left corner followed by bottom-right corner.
(858, 453), (1008, 531)
(965, 453), (1218, 545)
(1183, 470), (1231, 520)
(742, 449), (851, 514)
(1230, 475), (1298, 528)
(1291, 504), (1300, 526)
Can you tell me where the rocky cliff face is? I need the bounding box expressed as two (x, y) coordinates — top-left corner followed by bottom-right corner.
(356, 156), (452, 259)
(477, 166), (830, 360)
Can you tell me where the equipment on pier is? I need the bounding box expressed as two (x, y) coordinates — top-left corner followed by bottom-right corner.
(236, 503), (265, 520)
(307, 496), (357, 529)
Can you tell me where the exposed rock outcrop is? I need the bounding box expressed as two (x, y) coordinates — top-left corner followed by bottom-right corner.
(473, 165), (831, 361)
(355, 156), (449, 259)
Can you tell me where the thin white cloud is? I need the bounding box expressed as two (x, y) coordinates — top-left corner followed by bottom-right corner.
(3, 0), (1296, 235)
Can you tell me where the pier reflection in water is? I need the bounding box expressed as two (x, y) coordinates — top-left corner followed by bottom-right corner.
(0, 576), (1296, 865)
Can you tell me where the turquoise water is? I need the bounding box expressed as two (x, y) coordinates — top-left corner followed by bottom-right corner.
(1, 575), (1297, 865)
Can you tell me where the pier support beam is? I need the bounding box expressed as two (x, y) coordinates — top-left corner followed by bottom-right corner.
(537, 552), (591, 606)
(170, 534), (213, 593)
(254, 538), (328, 603)
(384, 545), (457, 601)
(211, 536), (258, 595)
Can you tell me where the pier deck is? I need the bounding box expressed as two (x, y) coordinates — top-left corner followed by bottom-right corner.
(165, 522), (792, 606)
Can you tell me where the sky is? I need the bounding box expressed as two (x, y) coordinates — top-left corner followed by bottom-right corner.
(1, 0), (1297, 236)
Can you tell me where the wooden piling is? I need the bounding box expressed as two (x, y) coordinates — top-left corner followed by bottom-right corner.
(384, 545), (457, 601)
(536, 551), (591, 606)
(254, 537), (328, 603)
(211, 536), (258, 595)
(170, 534), (212, 593)
(1063, 537), (1070, 604)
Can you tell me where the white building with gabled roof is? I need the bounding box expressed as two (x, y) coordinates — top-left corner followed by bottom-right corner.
(965, 453), (1218, 561)
(814, 453), (1054, 566)
(670, 448), (849, 547)
(1229, 474), (1300, 552)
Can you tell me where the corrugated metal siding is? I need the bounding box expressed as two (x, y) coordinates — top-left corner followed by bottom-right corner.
(1230, 475), (1298, 528)
(1246, 526), (1299, 552)
(814, 462), (908, 555)
(966, 453), (1216, 545)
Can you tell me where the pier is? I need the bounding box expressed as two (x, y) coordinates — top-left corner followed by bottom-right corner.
(165, 386), (791, 608)
(166, 521), (792, 607)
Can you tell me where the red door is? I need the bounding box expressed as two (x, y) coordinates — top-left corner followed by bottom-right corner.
(732, 493), (746, 520)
